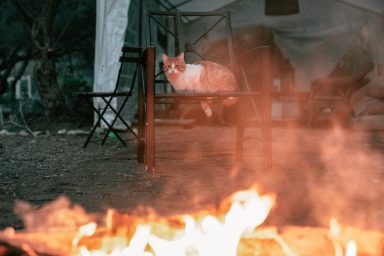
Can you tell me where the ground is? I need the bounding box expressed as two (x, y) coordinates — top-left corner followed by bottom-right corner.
(0, 118), (384, 233)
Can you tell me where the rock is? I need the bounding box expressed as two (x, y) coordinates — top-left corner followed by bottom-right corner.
(18, 130), (29, 136)
(66, 129), (89, 135)
(57, 129), (67, 135)
(0, 129), (16, 136)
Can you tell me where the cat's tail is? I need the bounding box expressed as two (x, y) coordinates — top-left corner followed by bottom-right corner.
(222, 97), (238, 106)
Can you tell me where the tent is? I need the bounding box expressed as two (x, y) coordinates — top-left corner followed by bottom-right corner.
(93, 0), (384, 123)
(93, 0), (130, 126)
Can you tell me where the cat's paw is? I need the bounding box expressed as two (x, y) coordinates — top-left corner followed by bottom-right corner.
(204, 107), (213, 117)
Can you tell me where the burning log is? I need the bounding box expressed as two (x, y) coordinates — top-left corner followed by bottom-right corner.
(0, 196), (96, 256)
(0, 227), (72, 255)
(13, 196), (93, 233)
(2, 223), (383, 256)
(1, 190), (383, 256)
(281, 225), (384, 256)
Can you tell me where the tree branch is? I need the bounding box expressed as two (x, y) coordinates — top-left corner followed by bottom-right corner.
(8, 0), (34, 32)
(0, 46), (21, 70)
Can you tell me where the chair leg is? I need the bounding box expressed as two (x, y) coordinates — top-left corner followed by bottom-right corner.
(114, 97), (138, 138)
(83, 120), (97, 147)
(83, 102), (106, 148)
(84, 96), (128, 147)
(98, 111), (127, 146)
(101, 95), (137, 145)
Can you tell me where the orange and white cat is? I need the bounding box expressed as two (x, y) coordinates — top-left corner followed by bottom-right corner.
(161, 52), (239, 117)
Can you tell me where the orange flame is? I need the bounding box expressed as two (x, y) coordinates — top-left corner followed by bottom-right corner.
(328, 218), (358, 256)
(72, 186), (275, 256)
(345, 240), (357, 256)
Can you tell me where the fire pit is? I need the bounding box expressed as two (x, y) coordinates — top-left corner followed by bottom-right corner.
(1, 186), (383, 256)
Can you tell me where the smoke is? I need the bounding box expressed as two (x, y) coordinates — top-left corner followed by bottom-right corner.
(231, 124), (384, 230)
(306, 126), (384, 229)
(107, 122), (383, 231)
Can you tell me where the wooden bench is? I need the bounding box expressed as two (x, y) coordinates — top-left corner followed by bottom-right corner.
(137, 46), (272, 172)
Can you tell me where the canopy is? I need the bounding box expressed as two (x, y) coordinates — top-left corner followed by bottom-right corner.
(213, 0), (384, 90)
(94, 0), (384, 122)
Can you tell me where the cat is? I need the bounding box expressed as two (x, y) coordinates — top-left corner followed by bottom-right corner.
(161, 52), (239, 118)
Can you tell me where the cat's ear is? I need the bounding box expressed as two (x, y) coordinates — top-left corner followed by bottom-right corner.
(176, 52), (184, 60)
(161, 53), (169, 63)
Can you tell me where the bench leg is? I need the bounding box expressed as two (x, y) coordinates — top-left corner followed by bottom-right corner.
(236, 124), (245, 161)
(145, 47), (156, 173)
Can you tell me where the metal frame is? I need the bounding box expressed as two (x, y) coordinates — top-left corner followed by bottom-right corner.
(147, 11), (235, 68)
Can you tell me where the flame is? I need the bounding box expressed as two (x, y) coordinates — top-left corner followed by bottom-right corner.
(72, 187), (275, 256)
(328, 218), (343, 256)
(345, 240), (357, 256)
(328, 218), (358, 256)
(73, 222), (97, 246)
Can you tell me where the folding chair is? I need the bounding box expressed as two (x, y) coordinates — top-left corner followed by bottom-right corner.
(80, 46), (142, 147)
(137, 11), (273, 172)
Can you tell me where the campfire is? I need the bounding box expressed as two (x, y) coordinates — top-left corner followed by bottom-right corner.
(0, 186), (383, 256)
(72, 186), (275, 256)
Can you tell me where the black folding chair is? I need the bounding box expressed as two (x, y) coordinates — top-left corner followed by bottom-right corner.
(80, 46), (142, 147)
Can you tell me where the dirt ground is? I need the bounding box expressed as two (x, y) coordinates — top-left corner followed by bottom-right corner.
(1, 119), (384, 233)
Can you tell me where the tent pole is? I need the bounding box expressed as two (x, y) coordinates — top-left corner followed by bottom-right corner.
(139, 0), (143, 46)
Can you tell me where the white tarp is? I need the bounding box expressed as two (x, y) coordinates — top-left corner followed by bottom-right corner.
(340, 0), (384, 15)
(223, 0), (384, 91)
(265, 0), (384, 91)
(93, 0), (130, 126)
(94, 0), (384, 99)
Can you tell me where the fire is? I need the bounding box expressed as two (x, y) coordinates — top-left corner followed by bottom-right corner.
(345, 240), (357, 256)
(2, 190), (382, 255)
(73, 222), (97, 246)
(328, 218), (357, 256)
(72, 187), (275, 256)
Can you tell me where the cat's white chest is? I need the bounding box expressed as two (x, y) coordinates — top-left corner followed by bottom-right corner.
(169, 64), (204, 91)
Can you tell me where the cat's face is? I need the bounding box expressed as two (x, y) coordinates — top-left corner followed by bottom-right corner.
(161, 52), (186, 75)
